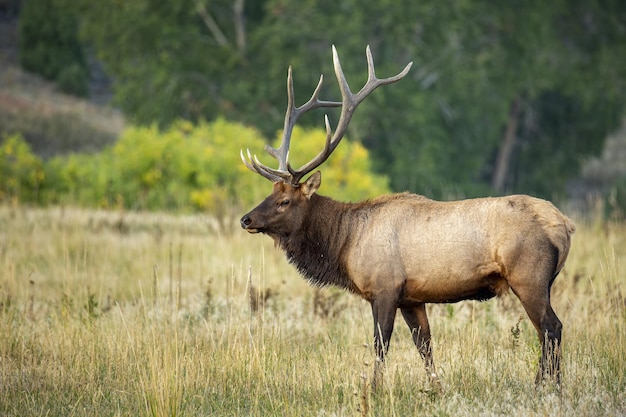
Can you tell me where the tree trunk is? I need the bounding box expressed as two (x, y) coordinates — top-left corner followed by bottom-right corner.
(233, 0), (246, 55)
(491, 96), (522, 193)
(196, 1), (229, 47)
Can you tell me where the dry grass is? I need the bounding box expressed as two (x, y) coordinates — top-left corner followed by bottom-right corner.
(1, 205), (625, 416)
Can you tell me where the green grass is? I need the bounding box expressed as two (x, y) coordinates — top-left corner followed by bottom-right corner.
(1, 205), (625, 416)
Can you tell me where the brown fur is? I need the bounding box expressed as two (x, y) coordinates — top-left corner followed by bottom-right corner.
(241, 171), (575, 387)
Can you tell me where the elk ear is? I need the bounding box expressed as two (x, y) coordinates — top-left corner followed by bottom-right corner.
(301, 171), (321, 199)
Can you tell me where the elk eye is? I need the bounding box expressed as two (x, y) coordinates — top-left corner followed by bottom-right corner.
(279, 199), (290, 208)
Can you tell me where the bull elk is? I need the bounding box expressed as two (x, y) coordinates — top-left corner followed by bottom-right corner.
(240, 45), (575, 387)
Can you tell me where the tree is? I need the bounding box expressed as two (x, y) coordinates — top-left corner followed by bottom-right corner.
(70, 0), (626, 200)
(19, 0), (90, 97)
(73, 0), (267, 126)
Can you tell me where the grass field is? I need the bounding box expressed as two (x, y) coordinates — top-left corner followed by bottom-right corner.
(1, 205), (624, 416)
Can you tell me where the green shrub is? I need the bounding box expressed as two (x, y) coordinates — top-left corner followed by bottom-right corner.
(11, 119), (390, 221)
(89, 119), (389, 213)
(44, 152), (103, 206)
(0, 134), (45, 203)
(42, 119), (272, 213)
(99, 119), (265, 212)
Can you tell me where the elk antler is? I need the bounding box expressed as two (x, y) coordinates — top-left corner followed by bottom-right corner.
(241, 45), (412, 185)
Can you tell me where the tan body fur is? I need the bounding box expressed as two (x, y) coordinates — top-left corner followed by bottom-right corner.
(343, 192), (574, 305)
(242, 172), (575, 387)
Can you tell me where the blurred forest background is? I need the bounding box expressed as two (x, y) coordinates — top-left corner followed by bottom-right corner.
(1, 0), (626, 218)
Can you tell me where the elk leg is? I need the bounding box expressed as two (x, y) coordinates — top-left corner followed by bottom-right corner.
(535, 305), (562, 386)
(513, 286), (562, 385)
(370, 294), (398, 388)
(400, 304), (440, 385)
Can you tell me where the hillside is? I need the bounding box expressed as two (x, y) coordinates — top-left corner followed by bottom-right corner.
(0, 16), (124, 157)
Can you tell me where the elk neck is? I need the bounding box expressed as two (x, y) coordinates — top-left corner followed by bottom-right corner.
(276, 193), (360, 293)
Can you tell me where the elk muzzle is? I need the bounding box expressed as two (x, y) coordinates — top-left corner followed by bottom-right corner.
(240, 213), (260, 233)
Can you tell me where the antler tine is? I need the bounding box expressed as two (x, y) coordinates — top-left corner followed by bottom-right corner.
(289, 45), (413, 183)
(243, 65), (342, 183)
(262, 66), (299, 171)
(241, 45), (412, 185)
(240, 149), (282, 182)
(360, 45), (413, 97)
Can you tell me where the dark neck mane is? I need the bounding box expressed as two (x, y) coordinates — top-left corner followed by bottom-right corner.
(275, 194), (359, 293)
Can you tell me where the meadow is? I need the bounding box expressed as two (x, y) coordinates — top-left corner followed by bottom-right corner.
(0, 204), (624, 416)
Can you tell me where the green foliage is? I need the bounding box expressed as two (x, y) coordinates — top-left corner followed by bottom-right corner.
(56, 63), (90, 97)
(45, 119), (268, 212)
(74, 0), (250, 124)
(513, 91), (622, 199)
(43, 152), (103, 206)
(24, 0), (626, 199)
(39, 119), (388, 214)
(0, 134), (45, 203)
(19, 0), (90, 97)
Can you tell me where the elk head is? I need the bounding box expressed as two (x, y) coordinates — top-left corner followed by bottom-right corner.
(240, 171), (321, 236)
(240, 45), (412, 237)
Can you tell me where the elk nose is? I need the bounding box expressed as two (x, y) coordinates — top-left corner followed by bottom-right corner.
(240, 214), (252, 229)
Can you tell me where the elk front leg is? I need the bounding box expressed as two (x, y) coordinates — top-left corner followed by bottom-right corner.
(401, 304), (440, 386)
(370, 294), (398, 389)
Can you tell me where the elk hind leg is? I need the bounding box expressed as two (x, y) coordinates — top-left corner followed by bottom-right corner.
(512, 282), (562, 385)
(536, 305), (562, 386)
(400, 304), (440, 386)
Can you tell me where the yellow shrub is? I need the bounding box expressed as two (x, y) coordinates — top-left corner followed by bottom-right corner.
(0, 134), (45, 203)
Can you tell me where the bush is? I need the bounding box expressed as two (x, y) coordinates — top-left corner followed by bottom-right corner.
(6, 119), (391, 224)
(44, 152), (103, 206)
(76, 119), (389, 213)
(40, 119), (273, 218)
(99, 119), (270, 213)
(0, 134), (45, 204)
